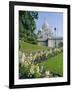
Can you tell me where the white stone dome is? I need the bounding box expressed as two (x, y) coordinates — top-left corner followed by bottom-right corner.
(42, 20), (53, 36)
(42, 20), (49, 30)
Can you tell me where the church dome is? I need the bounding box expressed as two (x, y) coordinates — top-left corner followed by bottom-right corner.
(42, 20), (49, 30)
(42, 20), (53, 35)
(37, 20), (54, 40)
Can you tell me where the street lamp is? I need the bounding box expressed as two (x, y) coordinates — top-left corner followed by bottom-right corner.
(54, 27), (56, 48)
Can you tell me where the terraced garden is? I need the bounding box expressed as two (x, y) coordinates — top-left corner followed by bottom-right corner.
(19, 41), (63, 79)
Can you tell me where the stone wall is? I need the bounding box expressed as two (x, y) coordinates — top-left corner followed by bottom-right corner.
(37, 38), (63, 48)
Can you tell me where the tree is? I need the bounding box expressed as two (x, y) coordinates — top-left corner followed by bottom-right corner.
(19, 11), (38, 44)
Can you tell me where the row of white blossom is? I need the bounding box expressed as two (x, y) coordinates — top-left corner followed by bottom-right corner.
(19, 47), (63, 64)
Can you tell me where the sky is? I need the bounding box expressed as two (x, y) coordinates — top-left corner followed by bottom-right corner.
(35, 12), (63, 37)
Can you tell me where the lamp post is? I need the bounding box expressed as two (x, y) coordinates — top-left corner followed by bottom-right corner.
(54, 27), (56, 48)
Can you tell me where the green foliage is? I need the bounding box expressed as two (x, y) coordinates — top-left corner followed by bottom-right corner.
(19, 11), (38, 44)
(19, 64), (29, 78)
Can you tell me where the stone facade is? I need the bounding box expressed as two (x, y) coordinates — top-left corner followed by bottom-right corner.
(37, 20), (63, 48)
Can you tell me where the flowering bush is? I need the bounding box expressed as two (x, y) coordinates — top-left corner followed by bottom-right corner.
(19, 47), (63, 78)
(19, 62), (53, 78)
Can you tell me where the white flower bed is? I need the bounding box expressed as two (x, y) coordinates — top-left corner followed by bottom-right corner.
(19, 47), (63, 78)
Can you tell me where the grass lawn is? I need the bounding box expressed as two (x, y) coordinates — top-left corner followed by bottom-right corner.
(40, 53), (63, 76)
(19, 40), (49, 52)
